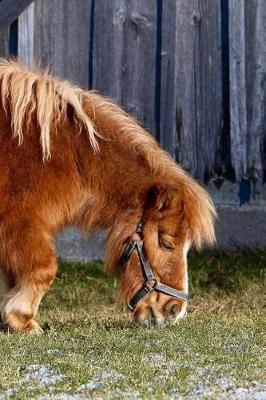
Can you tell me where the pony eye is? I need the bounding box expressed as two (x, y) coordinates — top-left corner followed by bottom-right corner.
(159, 237), (174, 252)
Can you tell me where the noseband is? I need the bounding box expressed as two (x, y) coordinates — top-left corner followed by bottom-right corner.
(119, 221), (189, 311)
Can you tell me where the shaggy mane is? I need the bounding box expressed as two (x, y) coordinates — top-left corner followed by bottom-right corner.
(86, 93), (217, 249)
(0, 59), (216, 248)
(0, 59), (99, 159)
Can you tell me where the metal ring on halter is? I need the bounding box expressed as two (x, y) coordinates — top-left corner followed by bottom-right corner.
(145, 278), (158, 291)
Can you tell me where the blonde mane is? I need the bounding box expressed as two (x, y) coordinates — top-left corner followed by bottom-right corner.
(0, 59), (99, 159)
(85, 92), (217, 249)
(0, 59), (216, 248)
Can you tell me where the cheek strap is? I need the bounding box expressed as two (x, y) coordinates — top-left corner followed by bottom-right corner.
(119, 229), (189, 311)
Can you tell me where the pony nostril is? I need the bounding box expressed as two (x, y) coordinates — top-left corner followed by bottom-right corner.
(170, 303), (179, 316)
(165, 301), (181, 319)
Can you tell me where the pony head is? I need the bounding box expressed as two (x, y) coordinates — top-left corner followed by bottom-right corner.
(107, 179), (216, 325)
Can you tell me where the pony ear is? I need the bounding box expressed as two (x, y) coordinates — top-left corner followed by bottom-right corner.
(146, 184), (174, 212)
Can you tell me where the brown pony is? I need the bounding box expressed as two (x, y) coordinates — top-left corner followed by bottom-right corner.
(0, 59), (216, 332)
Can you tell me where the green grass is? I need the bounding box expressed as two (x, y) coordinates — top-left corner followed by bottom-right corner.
(0, 250), (265, 399)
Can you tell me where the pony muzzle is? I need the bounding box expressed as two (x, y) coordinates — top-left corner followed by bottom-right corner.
(120, 220), (188, 322)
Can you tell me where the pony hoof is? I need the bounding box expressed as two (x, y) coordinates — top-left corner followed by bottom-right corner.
(3, 313), (43, 333)
(0, 322), (9, 333)
(24, 320), (44, 334)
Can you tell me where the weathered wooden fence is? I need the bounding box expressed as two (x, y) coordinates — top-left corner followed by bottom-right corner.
(0, 0), (266, 203)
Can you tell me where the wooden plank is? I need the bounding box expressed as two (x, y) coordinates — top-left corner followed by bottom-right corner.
(121, 0), (157, 135)
(228, 0), (247, 182)
(0, 0), (34, 30)
(162, 0), (222, 179)
(18, 2), (34, 67)
(229, 0), (266, 188)
(160, 0), (178, 157)
(244, 0), (266, 190)
(92, 0), (126, 102)
(33, 0), (91, 87)
(93, 0), (157, 135)
(0, 27), (9, 58)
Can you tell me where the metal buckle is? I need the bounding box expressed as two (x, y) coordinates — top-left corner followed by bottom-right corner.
(127, 279), (158, 311)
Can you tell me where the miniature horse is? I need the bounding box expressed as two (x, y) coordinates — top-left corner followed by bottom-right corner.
(0, 60), (216, 332)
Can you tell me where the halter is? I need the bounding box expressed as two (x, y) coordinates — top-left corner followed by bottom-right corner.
(119, 221), (189, 311)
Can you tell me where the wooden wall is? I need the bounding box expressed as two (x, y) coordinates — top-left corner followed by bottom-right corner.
(0, 0), (265, 202)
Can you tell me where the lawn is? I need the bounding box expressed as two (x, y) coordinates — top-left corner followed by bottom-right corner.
(0, 250), (265, 399)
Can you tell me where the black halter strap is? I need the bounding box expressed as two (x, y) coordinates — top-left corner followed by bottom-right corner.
(120, 221), (189, 311)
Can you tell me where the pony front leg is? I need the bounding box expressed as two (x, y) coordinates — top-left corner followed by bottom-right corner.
(1, 258), (57, 333)
(0, 268), (10, 317)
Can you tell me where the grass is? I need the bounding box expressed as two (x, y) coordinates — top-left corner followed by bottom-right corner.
(0, 250), (265, 399)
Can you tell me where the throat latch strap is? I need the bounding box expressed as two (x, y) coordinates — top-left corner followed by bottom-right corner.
(119, 241), (136, 266)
